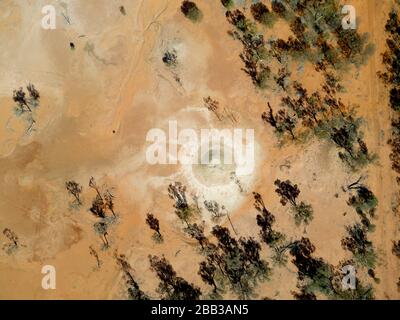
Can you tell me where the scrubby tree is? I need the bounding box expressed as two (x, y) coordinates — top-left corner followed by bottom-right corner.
(379, 10), (400, 177)
(3, 228), (19, 246)
(88, 177), (116, 218)
(2, 228), (20, 255)
(204, 200), (226, 221)
(274, 67), (291, 91)
(289, 237), (374, 299)
(226, 9), (255, 34)
(146, 213), (163, 243)
(104, 190), (116, 217)
(181, 1), (202, 22)
(94, 221), (109, 248)
(149, 255), (202, 300)
(253, 192), (285, 247)
(293, 202), (313, 226)
(198, 261), (218, 292)
(12, 84), (40, 132)
(89, 245), (101, 268)
(168, 182), (198, 225)
(274, 109), (296, 140)
(262, 104), (297, 140)
(185, 223), (208, 249)
(274, 179), (313, 225)
(89, 177), (102, 199)
(275, 179), (300, 206)
(115, 251), (149, 300)
(13, 87), (30, 111)
(341, 224), (377, 269)
(203, 225), (270, 299)
(221, 0), (234, 10)
(27, 83), (40, 102)
(271, 0), (287, 18)
(65, 180), (83, 206)
(162, 49), (178, 67)
(90, 194), (106, 218)
(250, 2), (276, 28)
(347, 181), (378, 230)
(203, 96), (222, 121)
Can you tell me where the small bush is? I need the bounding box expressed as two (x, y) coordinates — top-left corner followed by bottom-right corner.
(250, 3), (277, 28)
(162, 49), (178, 67)
(181, 1), (202, 22)
(221, 0), (234, 10)
(293, 202), (314, 226)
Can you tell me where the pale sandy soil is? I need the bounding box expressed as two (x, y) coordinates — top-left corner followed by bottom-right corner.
(0, 0), (399, 299)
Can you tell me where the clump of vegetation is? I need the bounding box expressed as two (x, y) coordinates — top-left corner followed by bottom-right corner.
(250, 2), (277, 28)
(2, 228), (22, 255)
(346, 179), (378, 231)
(253, 192), (285, 247)
(94, 221), (109, 249)
(146, 213), (163, 243)
(88, 177), (117, 248)
(289, 237), (374, 299)
(330, 119), (376, 171)
(185, 222), (208, 250)
(181, 1), (202, 22)
(168, 182), (199, 226)
(274, 179), (314, 226)
(221, 0), (234, 10)
(65, 180), (83, 207)
(262, 103), (297, 140)
(224, 1), (376, 170)
(115, 251), (149, 300)
(13, 84), (40, 112)
(203, 96), (222, 121)
(89, 246), (101, 269)
(226, 9), (256, 34)
(265, 75), (376, 170)
(226, 9), (270, 89)
(253, 192), (290, 266)
(227, 0), (373, 77)
(292, 287), (317, 300)
(162, 49), (178, 67)
(12, 84), (40, 133)
(380, 11), (400, 278)
(89, 177), (116, 218)
(149, 255), (202, 300)
(379, 9), (400, 176)
(204, 200), (226, 222)
(198, 225), (271, 299)
(271, 0), (289, 19)
(341, 224), (377, 269)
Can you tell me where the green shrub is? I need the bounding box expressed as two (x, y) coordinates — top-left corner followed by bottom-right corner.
(221, 0), (234, 10)
(293, 201), (314, 226)
(181, 1), (202, 22)
(251, 2), (277, 28)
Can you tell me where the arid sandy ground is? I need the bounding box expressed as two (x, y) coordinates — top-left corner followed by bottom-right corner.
(0, 0), (399, 299)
